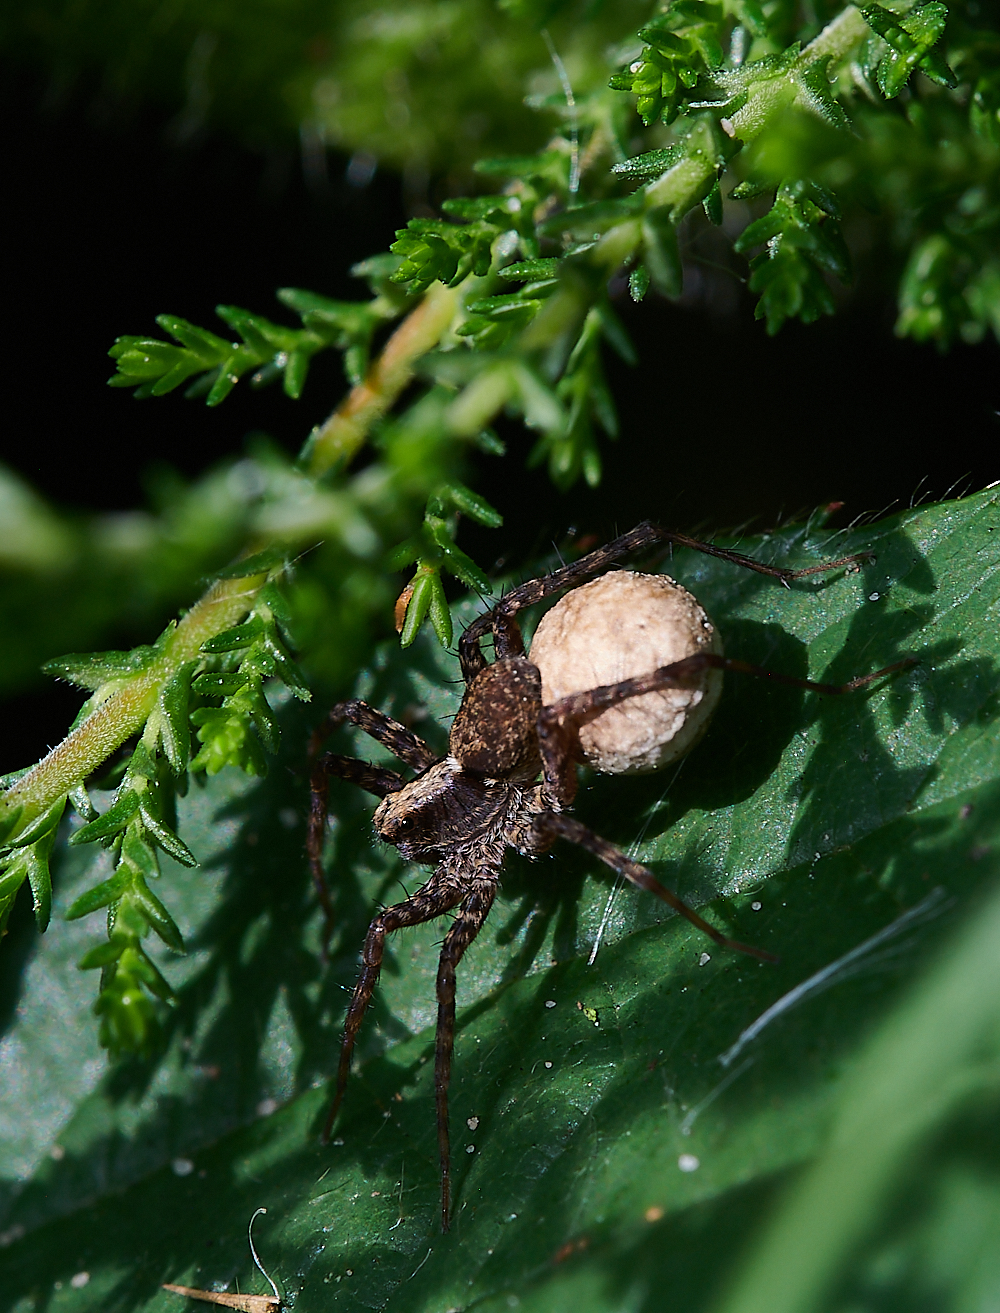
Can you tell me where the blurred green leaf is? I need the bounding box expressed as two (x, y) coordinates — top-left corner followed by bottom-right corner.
(2, 491), (1000, 1310)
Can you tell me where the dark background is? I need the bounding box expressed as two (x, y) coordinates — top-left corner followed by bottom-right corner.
(4, 65), (999, 767)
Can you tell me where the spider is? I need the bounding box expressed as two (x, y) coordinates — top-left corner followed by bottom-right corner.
(307, 522), (913, 1230)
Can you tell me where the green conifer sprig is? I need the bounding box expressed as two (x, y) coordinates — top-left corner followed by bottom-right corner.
(860, 1), (957, 98)
(386, 150), (572, 302)
(64, 740), (192, 1054)
(108, 281), (407, 403)
(608, 0), (764, 127)
(388, 482), (503, 648)
(190, 590), (310, 776)
(734, 180), (851, 333)
(0, 565), (309, 1055)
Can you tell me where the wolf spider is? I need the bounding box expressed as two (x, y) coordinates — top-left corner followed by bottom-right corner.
(308, 522), (912, 1230)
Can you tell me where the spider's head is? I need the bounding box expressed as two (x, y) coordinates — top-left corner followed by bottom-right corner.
(372, 757), (504, 863)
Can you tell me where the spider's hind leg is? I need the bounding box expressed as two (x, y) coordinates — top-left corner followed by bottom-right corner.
(434, 878), (497, 1231)
(536, 651), (916, 809)
(323, 871), (464, 1136)
(531, 649), (914, 960)
(535, 810), (776, 963)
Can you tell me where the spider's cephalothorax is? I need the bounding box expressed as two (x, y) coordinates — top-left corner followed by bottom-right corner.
(307, 522), (914, 1230)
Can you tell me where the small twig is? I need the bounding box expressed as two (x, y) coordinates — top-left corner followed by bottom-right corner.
(161, 1286), (279, 1312)
(163, 1206), (282, 1311)
(0, 572), (269, 838)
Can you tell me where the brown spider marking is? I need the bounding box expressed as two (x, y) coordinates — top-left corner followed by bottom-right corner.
(307, 521), (915, 1231)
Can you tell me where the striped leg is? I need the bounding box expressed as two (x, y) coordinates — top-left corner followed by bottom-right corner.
(323, 869), (463, 1142)
(434, 878), (498, 1230)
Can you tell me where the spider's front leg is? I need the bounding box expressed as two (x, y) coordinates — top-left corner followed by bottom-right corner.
(308, 700), (437, 953)
(459, 524), (665, 680)
(308, 698), (438, 772)
(459, 521), (875, 681)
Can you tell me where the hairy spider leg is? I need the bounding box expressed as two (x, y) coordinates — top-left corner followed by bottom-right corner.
(537, 812), (777, 962)
(458, 521), (874, 681)
(322, 869), (465, 1144)
(308, 698), (438, 771)
(537, 651), (917, 805)
(533, 650), (916, 960)
(308, 699), (434, 954)
(435, 878), (498, 1231)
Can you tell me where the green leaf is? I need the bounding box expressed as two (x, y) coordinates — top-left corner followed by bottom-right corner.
(199, 617), (266, 653)
(498, 259), (561, 282)
(41, 644), (161, 691)
(212, 546), (291, 581)
(120, 823), (161, 882)
(4, 493), (1000, 1313)
(262, 634), (312, 702)
(192, 672), (249, 697)
(137, 804), (198, 868)
(611, 146), (686, 181)
(130, 872), (187, 952)
(702, 178), (724, 226)
(399, 569), (437, 648)
(64, 867), (130, 919)
(25, 820), (61, 932)
(642, 207), (683, 298)
(6, 796), (67, 849)
(76, 938), (126, 970)
(431, 481), (504, 529)
(425, 517), (492, 593)
(157, 660), (197, 773)
(0, 862), (24, 936)
(427, 570), (454, 649)
(67, 784), (99, 823)
(68, 788), (140, 845)
(154, 314), (230, 360)
(629, 265), (651, 302)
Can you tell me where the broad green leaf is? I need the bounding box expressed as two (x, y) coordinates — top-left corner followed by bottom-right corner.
(2, 492), (1000, 1312)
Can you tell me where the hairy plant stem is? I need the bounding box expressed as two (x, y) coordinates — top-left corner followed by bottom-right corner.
(307, 281), (461, 478)
(0, 573), (267, 836)
(801, 4), (868, 67)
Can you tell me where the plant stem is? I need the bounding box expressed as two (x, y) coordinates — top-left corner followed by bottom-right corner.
(800, 5), (868, 67)
(306, 281), (461, 478)
(0, 573), (267, 836)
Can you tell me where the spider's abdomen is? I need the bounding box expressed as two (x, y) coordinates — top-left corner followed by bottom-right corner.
(449, 657), (543, 779)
